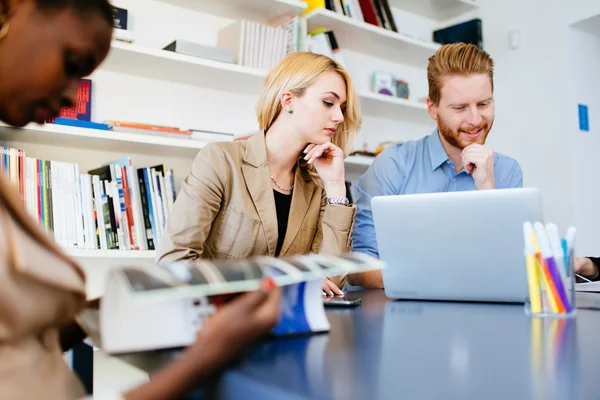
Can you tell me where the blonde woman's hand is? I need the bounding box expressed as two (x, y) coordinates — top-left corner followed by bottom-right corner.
(303, 142), (346, 198)
(322, 278), (343, 296)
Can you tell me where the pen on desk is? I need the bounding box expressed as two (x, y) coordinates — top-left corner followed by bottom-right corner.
(534, 222), (570, 313)
(528, 225), (561, 314)
(523, 222), (542, 314)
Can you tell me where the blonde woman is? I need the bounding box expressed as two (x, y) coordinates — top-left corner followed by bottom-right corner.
(157, 52), (362, 294)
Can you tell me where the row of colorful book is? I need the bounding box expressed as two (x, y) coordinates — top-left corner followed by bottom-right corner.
(0, 146), (175, 251)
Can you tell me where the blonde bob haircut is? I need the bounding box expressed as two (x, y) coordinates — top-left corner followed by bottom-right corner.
(256, 52), (362, 187)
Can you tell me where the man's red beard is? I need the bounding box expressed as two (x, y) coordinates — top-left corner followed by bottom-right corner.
(437, 116), (492, 150)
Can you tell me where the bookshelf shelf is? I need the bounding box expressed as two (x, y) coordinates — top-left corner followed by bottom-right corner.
(359, 92), (431, 124)
(158, 0), (306, 21)
(0, 123), (375, 168)
(67, 249), (157, 259)
(0, 122), (212, 158)
(389, 0), (479, 21)
(102, 42), (268, 94)
(304, 8), (440, 67)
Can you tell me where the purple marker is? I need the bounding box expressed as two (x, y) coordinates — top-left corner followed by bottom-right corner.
(534, 222), (571, 313)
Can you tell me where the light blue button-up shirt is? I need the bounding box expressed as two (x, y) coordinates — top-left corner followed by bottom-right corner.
(352, 129), (523, 259)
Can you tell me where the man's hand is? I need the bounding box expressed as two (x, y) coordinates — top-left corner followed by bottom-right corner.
(574, 257), (599, 279)
(461, 144), (495, 190)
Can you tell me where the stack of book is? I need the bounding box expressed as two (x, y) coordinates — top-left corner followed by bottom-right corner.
(217, 13), (308, 70)
(0, 146), (175, 251)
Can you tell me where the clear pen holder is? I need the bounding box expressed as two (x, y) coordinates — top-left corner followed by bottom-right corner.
(525, 250), (577, 319)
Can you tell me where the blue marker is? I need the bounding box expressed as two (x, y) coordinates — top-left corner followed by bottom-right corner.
(561, 238), (569, 274)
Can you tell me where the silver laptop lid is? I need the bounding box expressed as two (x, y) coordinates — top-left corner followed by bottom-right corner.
(372, 188), (543, 303)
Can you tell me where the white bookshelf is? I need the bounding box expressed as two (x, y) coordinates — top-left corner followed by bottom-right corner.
(0, 122), (209, 158)
(99, 43), (432, 122)
(0, 122), (375, 168)
(359, 92), (430, 124)
(388, 0), (479, 21)
(102, 42), (268, 94)
(304, 8), (440, 67)
(157, 0), (306, 21)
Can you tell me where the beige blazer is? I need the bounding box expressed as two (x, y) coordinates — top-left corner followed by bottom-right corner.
(157, 132), (356, 288)
(0, 174), (88, 400)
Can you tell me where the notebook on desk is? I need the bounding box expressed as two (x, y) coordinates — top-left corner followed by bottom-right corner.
(372, 188), (544, 303)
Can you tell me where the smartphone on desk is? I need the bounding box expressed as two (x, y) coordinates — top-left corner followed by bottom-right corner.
(323, 295), (362, 308)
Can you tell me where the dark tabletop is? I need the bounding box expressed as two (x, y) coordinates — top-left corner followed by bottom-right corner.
(117, 290), (600, 400)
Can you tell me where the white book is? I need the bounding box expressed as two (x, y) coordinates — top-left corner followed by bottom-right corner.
(257, 23), (266, 69)
(263, 25), (273, 69)
(25, 158), (33, 219)
(79, 174), (91, 249)
(243, 21), (253, 68)
(164, 169), (174, 214)
(74, 163), (85, 249)
(280, 29), (289, 64)
(250, 21), (259, 68)
(83, 174), (96, 249)
(63, 162), (73, 248)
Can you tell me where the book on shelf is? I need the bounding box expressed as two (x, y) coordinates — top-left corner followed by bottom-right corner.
(0, 145), (176, 252)
(218, 13), (308, 70)
(105, 120), (193, 138)
(77, 252), (384, 354)
(46, 79), (93, 123)
(304, 0), (398, 33)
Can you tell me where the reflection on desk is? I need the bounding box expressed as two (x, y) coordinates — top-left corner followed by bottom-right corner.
(115, 290), (600, 400)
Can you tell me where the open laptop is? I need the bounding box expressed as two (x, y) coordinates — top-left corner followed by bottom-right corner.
(372, 188), (543, 303)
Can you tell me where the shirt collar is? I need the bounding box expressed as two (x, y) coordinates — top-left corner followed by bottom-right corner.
(427, 128), (450, 171)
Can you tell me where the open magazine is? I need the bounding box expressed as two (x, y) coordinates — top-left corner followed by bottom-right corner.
(78, 252), (383, 354)
(120, 252), (382, 299)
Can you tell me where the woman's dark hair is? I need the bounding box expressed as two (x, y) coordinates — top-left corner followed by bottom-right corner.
(35, 0), (113, 27)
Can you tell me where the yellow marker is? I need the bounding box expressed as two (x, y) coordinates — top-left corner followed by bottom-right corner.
(529, 230), (560, 314)
(525, 252), (542, 314)
(524, 223), (542, 314)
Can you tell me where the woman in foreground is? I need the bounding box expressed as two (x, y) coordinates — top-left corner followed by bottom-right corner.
(0, 0), (280, 399)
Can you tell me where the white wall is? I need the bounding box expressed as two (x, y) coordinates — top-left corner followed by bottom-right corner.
(471, 0), (575, 233)
(568, 28), (600, 256)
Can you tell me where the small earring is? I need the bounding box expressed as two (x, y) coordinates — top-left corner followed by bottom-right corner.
(0, 20), (8, 40)
(288, 109), (293, 114)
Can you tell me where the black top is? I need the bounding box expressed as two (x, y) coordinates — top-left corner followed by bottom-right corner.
(273, 190), (292, 256)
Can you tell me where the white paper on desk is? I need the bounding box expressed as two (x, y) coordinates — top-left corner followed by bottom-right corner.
(575, 281), (600, 292)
